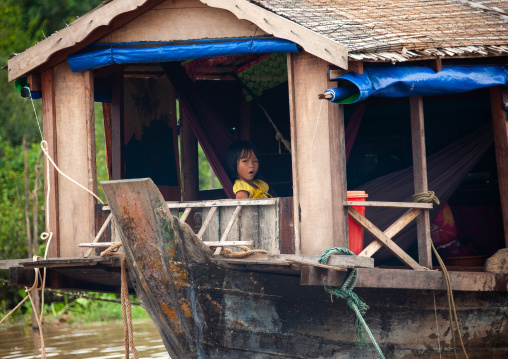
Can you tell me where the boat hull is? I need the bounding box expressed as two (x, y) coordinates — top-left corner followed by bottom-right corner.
(102, 179), (508, 358)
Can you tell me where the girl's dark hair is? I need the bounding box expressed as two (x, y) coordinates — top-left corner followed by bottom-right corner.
(226, 141), (259, 181)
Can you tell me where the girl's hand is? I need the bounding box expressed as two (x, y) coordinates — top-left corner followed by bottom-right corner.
(235, 190), (249, 199)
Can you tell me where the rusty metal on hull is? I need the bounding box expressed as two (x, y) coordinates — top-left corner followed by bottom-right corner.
(102, 178), (508, 359)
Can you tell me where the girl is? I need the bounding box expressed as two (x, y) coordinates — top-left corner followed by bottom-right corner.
(226, 141), (270, 199)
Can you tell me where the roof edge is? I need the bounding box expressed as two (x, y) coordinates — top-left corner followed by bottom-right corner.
(200, 0), (348, 70)
(7, 0), (161, 82)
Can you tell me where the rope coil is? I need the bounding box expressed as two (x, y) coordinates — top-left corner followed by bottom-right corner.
(412, 190), (440, 205)
(215, 245), (267, 258)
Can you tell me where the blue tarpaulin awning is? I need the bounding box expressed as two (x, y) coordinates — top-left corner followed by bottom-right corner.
(324, 65), (508, 104)
(67, 37), (300, 72)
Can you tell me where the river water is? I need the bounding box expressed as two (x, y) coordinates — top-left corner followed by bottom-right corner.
(0, 320), (170, 358)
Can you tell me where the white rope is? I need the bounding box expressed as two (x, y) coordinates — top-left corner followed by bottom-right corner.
(40, 140), (104, 204)
(1, 89), (103, 359)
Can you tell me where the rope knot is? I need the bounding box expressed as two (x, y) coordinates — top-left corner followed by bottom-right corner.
(412, 190), (440, 205)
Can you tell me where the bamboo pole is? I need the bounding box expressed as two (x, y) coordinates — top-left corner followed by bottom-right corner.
(23, 137), (32, 257)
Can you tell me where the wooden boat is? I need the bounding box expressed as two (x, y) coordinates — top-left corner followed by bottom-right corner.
(103, 178), (508, 358)
(3, 1), (508, 358)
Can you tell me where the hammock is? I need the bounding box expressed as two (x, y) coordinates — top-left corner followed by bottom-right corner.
(356, 124), (494, 261)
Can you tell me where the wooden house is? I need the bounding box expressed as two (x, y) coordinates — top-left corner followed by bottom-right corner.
(4, 0), (508, 357)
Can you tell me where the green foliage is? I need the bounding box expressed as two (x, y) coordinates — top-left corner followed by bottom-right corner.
(198, 144), (222, 190)
(0, 137), (45, 260)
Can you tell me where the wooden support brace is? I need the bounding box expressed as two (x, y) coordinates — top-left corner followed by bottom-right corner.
(180, 207), (192, 222)
(197, 206), (217, 239)
(359, 208), (422, 257)
(214, 205), (243, 255)
(84, 213), (113, 257)
(347, 207), (426, 270)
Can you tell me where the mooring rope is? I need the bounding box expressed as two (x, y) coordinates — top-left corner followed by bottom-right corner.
(318, 247), (385, 359)
(0, 90), (104, 358)
(412, 190), (468, 359)
(101, 243), (139, 359)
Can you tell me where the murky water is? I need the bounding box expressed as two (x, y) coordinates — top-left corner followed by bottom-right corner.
(0, 320), (169, 358)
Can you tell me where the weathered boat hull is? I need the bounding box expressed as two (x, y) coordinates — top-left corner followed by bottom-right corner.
(103, 179), (508, 359)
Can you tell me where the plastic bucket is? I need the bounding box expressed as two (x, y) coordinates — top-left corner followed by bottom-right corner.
(347, 191), (368, 255)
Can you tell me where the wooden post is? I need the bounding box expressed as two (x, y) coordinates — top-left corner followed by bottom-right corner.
(111, 75), (124, 180)
(41, 69), (60, 258)
(53, 62), (97, 257)
(239, 96), (251, 141)
(490, 86), (508, 248)
(288, 52), (348, 255)
(180, 107), (199, 201)
(410, 96), (432, 268)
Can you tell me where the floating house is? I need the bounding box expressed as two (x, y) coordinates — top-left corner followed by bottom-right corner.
(4, 0), (508, 357)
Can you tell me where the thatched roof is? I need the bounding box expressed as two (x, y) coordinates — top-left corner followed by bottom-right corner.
(251, 0), (508, 62)
(7, 0), (508, 81)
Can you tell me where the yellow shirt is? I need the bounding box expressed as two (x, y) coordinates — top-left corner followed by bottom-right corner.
(233, 179), (270, 198)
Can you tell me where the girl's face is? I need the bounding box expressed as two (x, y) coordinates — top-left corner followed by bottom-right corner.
(237, 150), (259, 184)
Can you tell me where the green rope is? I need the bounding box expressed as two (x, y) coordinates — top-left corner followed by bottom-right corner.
(319, 247), (385, 359)
(412, 190), (440, 205)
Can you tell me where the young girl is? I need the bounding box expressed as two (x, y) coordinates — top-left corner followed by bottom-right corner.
(226, 141), (270, 199)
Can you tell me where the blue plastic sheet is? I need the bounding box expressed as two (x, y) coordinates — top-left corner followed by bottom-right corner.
(68, 37), (300, 72)
(325, 65), (508, 104)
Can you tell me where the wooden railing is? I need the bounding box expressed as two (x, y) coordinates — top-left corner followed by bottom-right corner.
(82, 197), (295, 256)
(345, 200), (433, 270)
(167, 198), (281, 255)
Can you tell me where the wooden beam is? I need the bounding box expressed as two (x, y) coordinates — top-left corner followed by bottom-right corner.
(491, 86), (508, 247)
(201, 0), (348, 70)
(429, 58), (442, 72)
(27, 73), (41, 91)
(410, 96), (432, 268)
(348, 207), (426, 270)
(328, 71), (349, 249)
(180, 107), (199, 201)
(301, 267), (508, 292)
(111, 75), (124, 180)
(348, 60), (363, 74)
(345, 201), (432, 209)
(287, 53), (301, 254)
(41, 69), (60, 258)
(212, 253), (374, 268)
(288, 52), (347, 254)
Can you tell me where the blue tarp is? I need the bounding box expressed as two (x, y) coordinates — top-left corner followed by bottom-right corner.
(324, 65), (508, 104)
(68, 37), (300, 72)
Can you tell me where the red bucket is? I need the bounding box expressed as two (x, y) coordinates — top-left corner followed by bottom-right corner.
(347, 191), (368, 255)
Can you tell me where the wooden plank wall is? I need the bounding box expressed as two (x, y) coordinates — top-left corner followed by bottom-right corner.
(97, 0), (267, 44)
(288, 51), (348, 255)
(53, 62), (97, 257)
